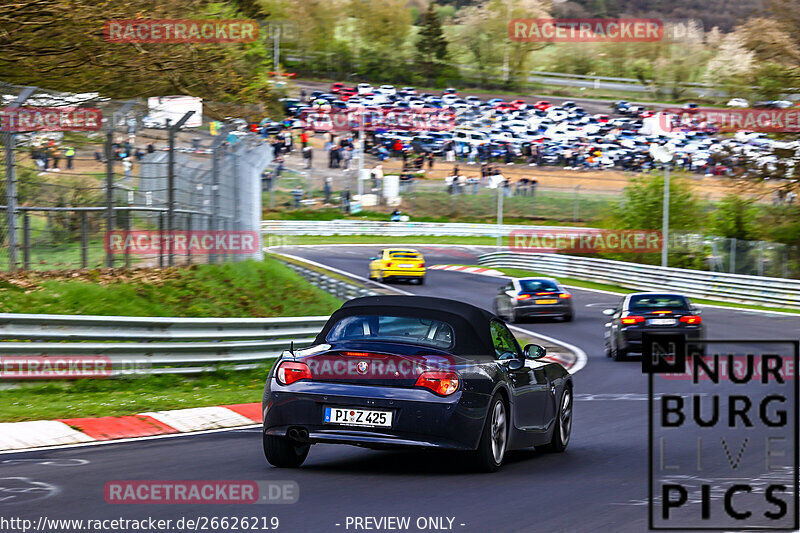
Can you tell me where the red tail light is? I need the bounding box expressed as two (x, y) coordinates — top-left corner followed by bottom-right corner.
(418, 263), (425, 268)
(415, 371), (459, 396)
(342, 351), (370, 357)
(535, 292), (554, 295)
(386, 262), (393, 268)
(680, 315), (703, 324)
(652, 310), (672, 314)
(559, 293), (571, 299)
(517, 294), (532, 300)
(621, 315), (645, 325)
(276, 361), (312, 385)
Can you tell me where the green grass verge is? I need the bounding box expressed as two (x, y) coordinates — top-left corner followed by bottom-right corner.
(0, 258), (343, 422)
(264, 188), (612, 225)
(0, 258), (342, 316)
(0, 366), (272, 422)
(490, 266), (800, 315)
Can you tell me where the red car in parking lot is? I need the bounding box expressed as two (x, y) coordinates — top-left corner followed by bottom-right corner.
(534, 100), (553, 111)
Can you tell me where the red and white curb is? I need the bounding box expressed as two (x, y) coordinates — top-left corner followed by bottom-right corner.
(0, 403), (262, 452)
(429, 264), (504, 276)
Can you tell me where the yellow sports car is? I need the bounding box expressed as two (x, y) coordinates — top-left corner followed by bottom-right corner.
(368, 248), (426, 284)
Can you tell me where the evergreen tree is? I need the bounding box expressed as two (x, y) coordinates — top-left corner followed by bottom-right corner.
(416, 3), (448, 80)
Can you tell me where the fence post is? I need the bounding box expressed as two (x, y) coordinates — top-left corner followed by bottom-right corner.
(21, 211), (30, 270)
(186, 213), (192, 265)
(104, 128), (117, 268)
(3, 87), (35, 272)
(124, 210), (131, 269)
(166, 111), (195, 267)
(158, 211), (165, 268)
(729, 237), (737, 274)
(80, 212), (88, 268)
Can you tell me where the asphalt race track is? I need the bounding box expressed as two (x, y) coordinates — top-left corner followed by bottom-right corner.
(3, 245), (799, 533)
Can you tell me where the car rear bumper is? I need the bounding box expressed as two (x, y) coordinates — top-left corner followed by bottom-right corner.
(383, 269), (425, 279)
(620, 327), (704, 353)
(263, 381), (487, 451)
(515, 302), (572, 317)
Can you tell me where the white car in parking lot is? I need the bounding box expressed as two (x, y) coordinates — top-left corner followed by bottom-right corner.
(357, 83), (373, 95)
(726, 98), (749, 108)
(378, 85), (396, 96)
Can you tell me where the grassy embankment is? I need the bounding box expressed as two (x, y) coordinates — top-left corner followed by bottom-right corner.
(0, 259), (342, 422)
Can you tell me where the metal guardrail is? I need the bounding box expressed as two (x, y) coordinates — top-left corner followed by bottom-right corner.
(282, 260), (379, 300)
(0, 258), (379, 378)
(0, 314), (330, 376)
(478, 252), (800, 310)
(263, 219), (579, 238)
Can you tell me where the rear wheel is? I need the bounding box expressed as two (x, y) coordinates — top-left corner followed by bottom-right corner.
(537, 387), (572, 453)
(562, 312), (573, 322)
(613, 342), (627, 361)
(263, 433), (310, 468)
(418, 276), (426, 285)
(473, 396), (507, 472)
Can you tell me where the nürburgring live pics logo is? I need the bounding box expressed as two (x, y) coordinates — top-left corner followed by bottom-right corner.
(645, 334), (799, 530)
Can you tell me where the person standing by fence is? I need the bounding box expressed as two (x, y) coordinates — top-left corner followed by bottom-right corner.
(292, 185), (303, 209)
(64, 146), (75, 170)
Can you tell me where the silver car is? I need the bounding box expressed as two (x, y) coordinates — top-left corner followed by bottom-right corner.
(494, 278), (574, 323)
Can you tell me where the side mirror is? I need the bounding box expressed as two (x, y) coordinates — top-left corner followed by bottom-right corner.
(602, 309), (616, 316)
(369, 257), (377, 261)
(506, 359), (524, 371)
(524, 343), (547, 360)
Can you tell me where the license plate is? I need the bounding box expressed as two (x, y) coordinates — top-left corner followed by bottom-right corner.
(324, 407), (393, 427)
(648, 318), (677, 325)
(536, 299), (558, 304)
(399, 263), (414, 268)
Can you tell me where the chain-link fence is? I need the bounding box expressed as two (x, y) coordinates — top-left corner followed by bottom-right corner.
(1, 83), (271, 270)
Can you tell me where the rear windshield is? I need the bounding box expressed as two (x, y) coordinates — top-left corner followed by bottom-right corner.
(389, 252), (421, 259)
(519, 279), (559, 293)
(629, 295), (689, 310)
(326, 315), (454, 349)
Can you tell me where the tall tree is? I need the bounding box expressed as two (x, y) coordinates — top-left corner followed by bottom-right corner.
(416, 3), (448, 81)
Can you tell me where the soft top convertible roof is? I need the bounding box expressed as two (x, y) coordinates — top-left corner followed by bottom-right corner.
(315, 295), (497, 356)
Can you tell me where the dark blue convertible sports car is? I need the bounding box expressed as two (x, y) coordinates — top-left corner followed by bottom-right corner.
(262, 295), (573, 472)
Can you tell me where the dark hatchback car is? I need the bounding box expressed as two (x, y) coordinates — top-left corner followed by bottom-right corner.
(494, 278), (573, 322)
(603, 292), (705, 361)
(262, 296), (573, 472)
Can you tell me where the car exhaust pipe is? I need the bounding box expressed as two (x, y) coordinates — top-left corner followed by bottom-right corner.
(287, 427), (309, 442)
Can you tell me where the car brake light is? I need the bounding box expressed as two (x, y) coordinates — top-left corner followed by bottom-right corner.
(342, 351), (370, 357)
(517, 294), (532, 300)
(680, 315), (703, 324)
(276, 361), (312, 385)
(652, 310), (672, 314)
(535, 292), (553, 295)
(621, 315), (645, 325)
(559, 293), (571, 299)
(386, 262), (392, 268)
(415, 371), (459, 395)
(418, 263), (425, 268)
